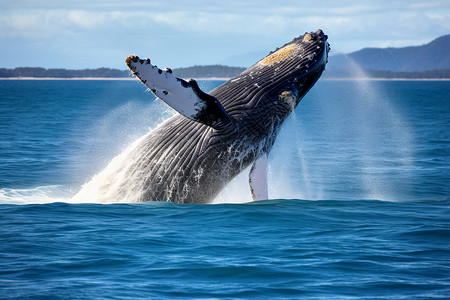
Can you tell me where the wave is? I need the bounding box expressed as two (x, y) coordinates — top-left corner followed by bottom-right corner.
(1, 183), (444, 206)
(0, 185), (73, 205)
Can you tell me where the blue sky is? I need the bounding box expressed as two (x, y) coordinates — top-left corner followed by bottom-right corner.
(1, 0), (449, 69)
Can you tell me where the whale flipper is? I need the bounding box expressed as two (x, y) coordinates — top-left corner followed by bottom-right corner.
(249, 153), (268, 201)
(126, 55), (232, 130)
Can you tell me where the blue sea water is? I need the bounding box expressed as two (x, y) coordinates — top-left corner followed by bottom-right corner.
(0, 79), (449, 299)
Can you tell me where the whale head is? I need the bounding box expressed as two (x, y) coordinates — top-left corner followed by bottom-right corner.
(222, 29), (329, 134)
(256, 29), (329, 109)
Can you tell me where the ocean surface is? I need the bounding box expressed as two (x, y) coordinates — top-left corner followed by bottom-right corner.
(0, 78), (449, 299)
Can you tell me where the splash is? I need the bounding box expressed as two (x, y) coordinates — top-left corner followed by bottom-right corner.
(212, 165), (253, 204)
(0, 75), (416, 205)
(69, 99), (174, 181)
(70, 66), (415, 204)
(343, 56), (414, 200)
(265, 55), (415, 201)
(70, 133), (150, 203)
(0, 186), (71, 205)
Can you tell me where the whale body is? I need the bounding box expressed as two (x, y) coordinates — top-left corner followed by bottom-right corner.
(73, 30), (329, 204)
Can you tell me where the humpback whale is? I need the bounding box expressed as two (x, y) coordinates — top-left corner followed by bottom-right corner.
(73, 29), (329, 204)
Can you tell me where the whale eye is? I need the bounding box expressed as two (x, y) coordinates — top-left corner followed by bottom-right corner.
(303, 34), (313, 42)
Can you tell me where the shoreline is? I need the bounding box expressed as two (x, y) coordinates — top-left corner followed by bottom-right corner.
(323, 77), (450, 81)
(0, 77), (449, 81)
(0, 77), (136, 81)
(0, 77), (234, 81)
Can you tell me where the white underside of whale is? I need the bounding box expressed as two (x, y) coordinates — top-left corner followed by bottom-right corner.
(127, 59), (204, 120)
(249, 154), (269, 201)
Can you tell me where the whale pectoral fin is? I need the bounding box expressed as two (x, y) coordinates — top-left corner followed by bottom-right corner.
(126, 55), (231, 130)
(249, 153), (268, 201)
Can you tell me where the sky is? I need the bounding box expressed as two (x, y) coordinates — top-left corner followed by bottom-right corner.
(1, 0), (449, 69)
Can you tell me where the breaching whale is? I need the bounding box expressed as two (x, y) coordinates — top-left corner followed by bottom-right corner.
(73, 29), (329, 204)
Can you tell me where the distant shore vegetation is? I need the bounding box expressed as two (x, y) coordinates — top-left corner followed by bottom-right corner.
(0, 66), (247, 79)
(2, 34), (449, 80)
(1, 66), (449, 80)
(323, 69), (450, 80)
(0, 67), (130, 78)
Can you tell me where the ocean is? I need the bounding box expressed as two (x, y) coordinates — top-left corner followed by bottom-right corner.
(0, 78), (449, 299)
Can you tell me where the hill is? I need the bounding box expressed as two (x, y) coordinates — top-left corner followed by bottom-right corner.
(1, 65), (448, 80)
(2, 34), (450, 80)
(0, 67), (129, 78)
(329, 34), (450, 72)
(0, 65), (245, 79)
(172, 65), (245, 79)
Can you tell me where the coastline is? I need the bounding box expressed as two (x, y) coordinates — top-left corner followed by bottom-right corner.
(0, 76), (233, 81)
(323, 77), (450, 81)
(1, 77), (449, 81)
(0, 77), (136, 81)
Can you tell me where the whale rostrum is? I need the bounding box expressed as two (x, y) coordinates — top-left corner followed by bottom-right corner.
(74, 29), (329, 204)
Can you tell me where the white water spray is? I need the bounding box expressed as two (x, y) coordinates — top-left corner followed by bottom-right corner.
(343, 56), (414, 200)
(70, 133), (150, 203)
(266, 55), (415, 201)
(0, 73), (416, 204)
(70, 64), (414, 204)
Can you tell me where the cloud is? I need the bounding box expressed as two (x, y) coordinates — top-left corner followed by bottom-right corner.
(0, 10), (132, 39)
(2, 1), (449, 39)
(0, 0), (449, 68)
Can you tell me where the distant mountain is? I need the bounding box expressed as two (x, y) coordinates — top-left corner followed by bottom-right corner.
(329, 34), (450, 72)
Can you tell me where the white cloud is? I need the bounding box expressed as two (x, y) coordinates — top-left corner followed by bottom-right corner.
(0, 0), (448, 68)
